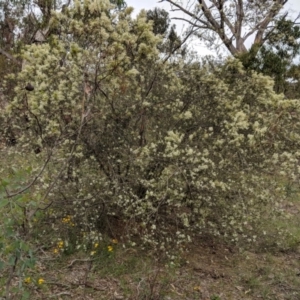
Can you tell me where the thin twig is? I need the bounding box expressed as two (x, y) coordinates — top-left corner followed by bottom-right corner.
(64, 258), (95, 269)
(49, 291), (73, 298)
(5, 152), (52, 199)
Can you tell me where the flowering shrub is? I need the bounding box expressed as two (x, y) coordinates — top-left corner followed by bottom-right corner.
(4, 0), (300, 249)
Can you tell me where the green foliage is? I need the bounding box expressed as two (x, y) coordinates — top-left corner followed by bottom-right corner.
(0, 169), (37, 299)
(146, 7), (185, 56)
(147, 8), (170, 36)
(238, 16), (300, 94)
(110, 0), (127, 10)
(3, 0), (300, 252)
(285, 63), (300, 98)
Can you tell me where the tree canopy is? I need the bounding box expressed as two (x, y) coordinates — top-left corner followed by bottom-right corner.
(239, 15), (300, 94)
(161, 0), (289, 55)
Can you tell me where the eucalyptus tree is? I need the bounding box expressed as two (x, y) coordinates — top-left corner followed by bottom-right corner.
(160, 0), (300, 95)
(160, 0), (289, 55)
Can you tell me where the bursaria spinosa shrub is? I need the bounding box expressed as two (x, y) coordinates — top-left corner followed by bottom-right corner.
(5, 0), (300, 249)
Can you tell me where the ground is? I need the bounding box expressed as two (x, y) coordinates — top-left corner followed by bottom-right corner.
(2, 234), (300, 300)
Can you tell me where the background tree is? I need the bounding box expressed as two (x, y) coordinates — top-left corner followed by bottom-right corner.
(0, 0), (64, 106)
(0, 0), (126, 65)
(285, 63), (300, 98)
(239, 16), (300, 94)
(110, 0), (127, 10)
(146, 7), (186, 57)
(0, 0), (59, 60)
(160, 0), (300, 96)
(161, 0), (288, 56)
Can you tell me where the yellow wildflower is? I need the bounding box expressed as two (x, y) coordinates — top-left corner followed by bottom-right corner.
(38, 278), (45, 285)
(111, 239), (118, 244)
(53, 248), (59, 254)
(107, 245), (113, 252)
(24, 277), (31, 284)
(57, 241), (64, 249)
(62, 215), (72, 224)
(94, 243), (99, 248)
(90, 251), (96, 256)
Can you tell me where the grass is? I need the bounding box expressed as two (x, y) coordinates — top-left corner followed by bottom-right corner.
(2, 232), (299, 299)
(1, 148), (300, 299)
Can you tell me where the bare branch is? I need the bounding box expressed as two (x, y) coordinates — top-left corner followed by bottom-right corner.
(5, 152), (52, 199)
(235, 0), (244, 41)
(198, 0), (238, 54)
(0, 48), (21, 66)
(171, 17), (213, 29)
(160, 0), (206, 26)
(214, 0), (236, 36)
(163, 26), (198, 63)
(249, 0), (288, 45)
(198, 0), (221, 31)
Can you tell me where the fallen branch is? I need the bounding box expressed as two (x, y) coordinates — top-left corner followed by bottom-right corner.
(64, 258), (95, 269)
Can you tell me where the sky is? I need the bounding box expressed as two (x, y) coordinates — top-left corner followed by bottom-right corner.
(126, 0), (300, 13)
(125, 0), (300, 57)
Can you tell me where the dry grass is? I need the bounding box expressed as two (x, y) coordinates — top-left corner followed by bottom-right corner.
(1, 231), (299, 300)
